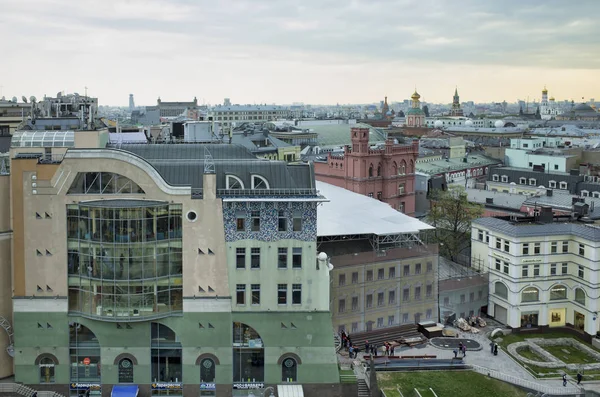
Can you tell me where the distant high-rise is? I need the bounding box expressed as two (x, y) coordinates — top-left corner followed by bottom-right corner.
(129, 94), (135, 111)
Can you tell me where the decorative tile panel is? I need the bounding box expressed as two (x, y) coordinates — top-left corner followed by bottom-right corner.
(223, 201), (317, 242)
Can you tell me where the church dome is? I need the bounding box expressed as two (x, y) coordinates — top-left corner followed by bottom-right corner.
(465, 120), (474, 127)
(494, 120), (505, 128)
(573, 103), (596, 113)
(406, 108), (424, 115)
(549, 97), (555, 101)
(434, 120), (443, 128)
(411, 91), (421, 100)
(542, 86), (548, 95)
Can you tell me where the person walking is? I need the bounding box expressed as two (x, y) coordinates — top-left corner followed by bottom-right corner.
(577, 372), (582, 385)
(462, 344), (467, 357)
(365, 340), (369, 352)
(493, 343), (498, 356)
(349, 345), (354, 359)
(453, 349), (458, 358)
(563, 374), (567, 387)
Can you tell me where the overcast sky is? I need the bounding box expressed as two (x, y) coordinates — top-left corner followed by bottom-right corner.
(1, 0), (599, 106)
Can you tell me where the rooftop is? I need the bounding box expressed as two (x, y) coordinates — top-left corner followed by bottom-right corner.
(522, 190), (600, 219)
(312, 122), (387, 147)
(464, 188), (527, 211)
(416, 153), (500, 176)
(316, 181), (433, 237)
(473, 216), (600, 241)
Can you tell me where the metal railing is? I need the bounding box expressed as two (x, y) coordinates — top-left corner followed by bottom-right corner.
(217, 188), (318, 196)
(0, 383), (65, 397)
(470, 364), (583, 396)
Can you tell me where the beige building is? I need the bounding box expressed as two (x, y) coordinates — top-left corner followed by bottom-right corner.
(0, 98), (31, 135)
(0, 170), (12, 378)
(316, 181), (438, 334)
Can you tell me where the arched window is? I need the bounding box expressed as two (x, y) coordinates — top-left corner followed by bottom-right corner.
(550, 284), (567, 300)
(118, 358), (134, 383)
(151, 323), (182, 382)
(69, 323), (100, 390)
(226, 175), (244, 189)
(68, 172), (145, 194)
(399, 161), (406, 175)
(377, 164), (382, 177)
(409, 160), (414, 173)
(392, 162), (397, 175)
(39, 357), (56, 383)
(200, 358), (216, 382)
(251, 175), (269, 189)
(575, 288), (586, 305)
(521, 287), (540, 302)
(282, 357), (297, 382)
(494, 282), (508, 299)
(368, 164), (373, 178)
(233, 322), (264, 382)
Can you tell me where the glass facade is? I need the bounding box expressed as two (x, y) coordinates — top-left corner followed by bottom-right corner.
(232, 323), (264, 383)
(69, 323), (101, 396)
(67, 201), (183, 320)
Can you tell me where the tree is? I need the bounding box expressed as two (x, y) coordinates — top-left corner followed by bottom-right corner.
(398, 110), (405, 117)
(426, 186), (484, 262)
(422, 105), (430, 117)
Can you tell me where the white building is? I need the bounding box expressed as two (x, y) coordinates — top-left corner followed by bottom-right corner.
(504, 137), (579, 173)
(539, 86), (563, 120)
(208, 104), (289, 128)
(472, 213), (600, 339)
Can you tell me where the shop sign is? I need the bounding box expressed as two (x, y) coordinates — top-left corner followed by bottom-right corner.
(492, 252), (510, 261)
(39, 364), (55, 368)
(152, 383), (183, 390)
(522, 258), (542, 264)
(233, 383), (264, 390)
(200, 383), (216, 390)
(70, 383), (101, 391)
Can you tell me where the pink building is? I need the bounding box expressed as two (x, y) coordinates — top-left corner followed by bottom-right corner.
(314, 127), (419, 216)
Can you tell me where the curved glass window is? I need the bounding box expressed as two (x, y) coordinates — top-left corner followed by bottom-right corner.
(233, 322), (264, 383)
(11, 130), (75, 148)
(68, 172), (145, 194)
(550, 285), (567, 300)
(575, 288), (586, 305)
(70, 323), (101, 395)
(494, 282), (508, 299)
(521, 287), (540, 303)
(67, 201), (183, 321)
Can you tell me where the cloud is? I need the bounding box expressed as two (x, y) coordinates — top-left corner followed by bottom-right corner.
(0, 0), (598, 105)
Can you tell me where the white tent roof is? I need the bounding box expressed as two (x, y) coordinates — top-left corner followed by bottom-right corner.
(316, 181), (434, 237)
(277, 385), (304, 397)
(109, 132), (147, 144)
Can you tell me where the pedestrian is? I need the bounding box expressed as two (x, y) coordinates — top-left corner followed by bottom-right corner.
(577, 372), (582, 385)
(453, 349), (458, 358)
(462, 344), (467, 357)
(365, 340), (369, 352)
(385, 342), (390, 356)
(391, 346), (395, 356)
(349, 345), (354, 359)
(458, 342), (463, 354)
(32, 393), (37, 397)
(563, 374), (567, 387)
(494, 343), (498, 356)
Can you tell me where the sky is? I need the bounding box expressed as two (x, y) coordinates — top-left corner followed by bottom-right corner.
(1, 0), (599, 106)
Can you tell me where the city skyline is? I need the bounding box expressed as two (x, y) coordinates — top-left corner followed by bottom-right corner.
(1, 0), (599, 106)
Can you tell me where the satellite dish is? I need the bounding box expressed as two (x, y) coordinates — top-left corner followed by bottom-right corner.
(6, 344), (14, 358)
(21, 96), (28, 103)
(30, 96), (37, 103)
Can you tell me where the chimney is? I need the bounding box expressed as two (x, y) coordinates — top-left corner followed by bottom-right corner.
(539, 206), (554, 223)
(546, 189), (553, 197)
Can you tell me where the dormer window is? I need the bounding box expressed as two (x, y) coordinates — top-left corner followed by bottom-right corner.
(501, 175), (508, 183)
(581, 190), (589, 197)
(559, 181), (567, 190)
(548, 180), (556, 188)
(251, 175), (270, 189)
(519, 177), (526, 185)
(529, 178), (536, 186)
(492, 174), (499, 182)
(226, 175), (244, 189)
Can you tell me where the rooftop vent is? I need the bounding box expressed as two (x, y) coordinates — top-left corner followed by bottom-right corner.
(539, 206), (554, 224)
(546, 189), (553, 197)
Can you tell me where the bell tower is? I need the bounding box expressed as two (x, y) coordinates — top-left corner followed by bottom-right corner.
(351, 127), (370, 153)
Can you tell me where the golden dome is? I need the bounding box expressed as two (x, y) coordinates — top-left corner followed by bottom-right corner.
(411, 90), (421, 100)
(549, 96), (555, 101)
(542, 85), (548, 95)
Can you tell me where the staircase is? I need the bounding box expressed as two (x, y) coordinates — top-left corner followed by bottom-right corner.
(0, 383), (65, 397)
(357, 379), (370, 397)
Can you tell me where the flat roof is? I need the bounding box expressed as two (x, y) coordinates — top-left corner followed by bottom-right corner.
(316, 181), (433, 237)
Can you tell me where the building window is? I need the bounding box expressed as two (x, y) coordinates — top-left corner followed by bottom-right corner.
(67, 172), (145, 194)
(578, 266), (584, 279)
(377, 317), (384, 328)
(562, 241), (568, 253)
(529, 178), (536, 186)
(366, 294), (373, 308)
(352, 296), (358, 311)
(550, 263), (557, 275)
(415, 286), (421, 300)
(377, 191), (382, 200)
(478, 290), (483, 300)
(426, 284), (432, 298)
(398, 183), (405, 195)
(582, 190), (589, 197)
(460, 294), (466, 303)
(534, 243), (541, 254)
(478, 230), (483, 241)
(496, 238), (501, 249)
(388, 316), (395, 326)
(426, 309), (432, 319)
(495, 282), (508, 299)
(427, 262), (433, 273)
(278, 248), (288, 268)
(533, 265), (540, 276)
(399, 202), (405, 213)
(236, 211), (245, 231)
(551, 242), (557, 253)
(366, 270), (373, 281)
(388, 290), (396, 304)
(492, 174), (499, 181)
(226, 175), (244, 189)
(549, 180), (557, 188)
(521, 286), (540, 302)
(292, 210), (303, 231)
(504, 241), (510, 253)
(351, 272), (358, 284)
(368, 192), (374, 198)
(522, 244), (529, 255)
(377, 292), (384, 306)
(278, 210), (287, 231)
(251, 175), (270, 189)
(495, 259), (501, 271)
(403, 265), (410, 276)
(236, 248), (246, 269)
(338, 298), (346, 313)
(415, 263), (421, 274)
(503, 261), (509, 274)
(562, 263), (568, 275)
(351, 322), (358, 333)
(281, 357), (297, 382)
(292, 284), (302, 304)
(402, 313), (409, 323)
(377, 268), (384, 280)
(339, 274), (346, 286)
(469, 292), (475, 302)
(250, 248), (260, 269)
(278, 284), (287, 304)
(579, 244), (585, 256)
(39, 357), (56, 383)
(522, 265), (528, 277)
(251, 211), (260, 231)
(519, 177), (526, 185)
(292, 247), (302, 268)
(550, 285), (567, 300)
(118, 358), (134, 383)
(575, 288), (586, 305)
(389, 267), (396, 279)
(151, 323), (182, 384)
(236, 284), (246, 305)
(443, 297), (450, 306)
(251, 284), (260, 304)
(501, 175), (508, 183)
(559, 181), (567, 189)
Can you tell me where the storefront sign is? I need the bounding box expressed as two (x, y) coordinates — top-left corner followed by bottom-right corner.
(233, 383), (264, 390)
(39, 364), (55, 368)
(492, 252), (510, 261)
(151, 383), (183, 390)
(70, 383), (101, 391)
(200, 383), (216, 390)
(522, 258), (542, 264)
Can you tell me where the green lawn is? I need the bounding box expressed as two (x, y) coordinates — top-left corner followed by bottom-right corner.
(378, 371), (529, 397)
(516, 346), (550, 362)
(494, 332), (600, 378)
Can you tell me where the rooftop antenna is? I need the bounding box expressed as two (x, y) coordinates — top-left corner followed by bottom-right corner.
(203, 147), (215, 174)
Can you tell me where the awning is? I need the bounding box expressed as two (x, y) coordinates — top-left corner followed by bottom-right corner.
(277, 385), (304, 397)
(111, 385), (139, 397)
